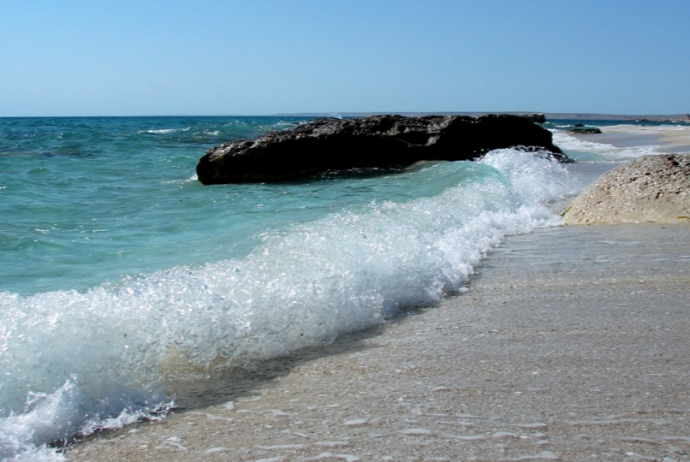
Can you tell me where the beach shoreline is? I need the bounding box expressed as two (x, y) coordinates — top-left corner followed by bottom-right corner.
(55, 125), (690, 461)
(569, 125), (690, 154)
(66, 222), (690, 462)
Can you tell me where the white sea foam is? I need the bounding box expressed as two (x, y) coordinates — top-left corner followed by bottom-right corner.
(273, 121), (302, 127)
(552, 130), (661, 159)
(139, 127), (191, 135)
(604, 124), (688, 132)
(160, 174), (198, 185)
(0, 150), (576, 459)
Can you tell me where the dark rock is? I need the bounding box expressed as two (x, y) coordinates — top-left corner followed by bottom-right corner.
(568, 127), (602, 134)
(521, 113), (546, 124)
(197, 114), (568, 184)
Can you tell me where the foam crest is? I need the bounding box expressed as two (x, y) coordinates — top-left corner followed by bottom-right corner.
(552, 130), (661, 160)
(479, 149), (579, 204)
(0, 380), (171, 461)
(139, 127), (192, 135)
(605, 124), (688, 132)
(0, 150), (575, 459)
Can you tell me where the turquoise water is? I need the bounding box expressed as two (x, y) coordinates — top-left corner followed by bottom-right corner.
(1, 117), (311, 295)
(0, 116), (653, 460)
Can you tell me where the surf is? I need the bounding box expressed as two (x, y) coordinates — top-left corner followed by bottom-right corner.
(0, 142), (576, 459)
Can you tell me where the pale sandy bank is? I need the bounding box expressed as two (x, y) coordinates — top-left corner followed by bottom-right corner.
(565, 125), (690, 155)
(563, 154), (690, 225)
(66, 224), (690, 462)
(602, 125), (690, 153)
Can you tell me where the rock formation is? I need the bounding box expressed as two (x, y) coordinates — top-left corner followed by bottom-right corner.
(568, 127), (602, 134)
(197, 114), (566, 184)
(562, 153), (690, 224)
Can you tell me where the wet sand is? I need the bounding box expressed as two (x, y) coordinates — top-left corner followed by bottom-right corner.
(570, 125), (690, 154)
(66, 223), (690, 462)
(604, 125), (690, 152)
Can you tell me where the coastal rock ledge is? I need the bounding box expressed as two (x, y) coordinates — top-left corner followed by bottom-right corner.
(563, 153), (690, 225)
(197, 114), (566, 184)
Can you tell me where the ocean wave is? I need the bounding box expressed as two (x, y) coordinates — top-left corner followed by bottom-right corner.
(160, 174), (199, 185)
(604, 124), (688, 132)
(0, 150), (576, 459)
(138, 127), (192, 135)
(552, 130), (662, 159)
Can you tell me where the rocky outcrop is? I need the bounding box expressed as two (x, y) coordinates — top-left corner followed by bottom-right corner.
(568, 127), (602, 134)
(197, 114), (567, 184)
(562, 154), (690, 225)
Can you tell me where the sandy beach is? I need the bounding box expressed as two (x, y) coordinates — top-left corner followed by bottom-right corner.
(605, 125), (690, 152)
(60, 124), (690, 462)
(570, 125), (690, 154)
(4, 1), (689, 458)
(65, 222), (690, 462)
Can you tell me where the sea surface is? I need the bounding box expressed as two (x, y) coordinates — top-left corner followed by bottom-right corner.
(0, 116), (685, 460)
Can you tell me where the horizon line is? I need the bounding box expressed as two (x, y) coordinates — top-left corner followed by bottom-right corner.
(0, 111), (688, 120)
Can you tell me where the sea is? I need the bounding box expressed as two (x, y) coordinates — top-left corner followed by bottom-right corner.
(0, 116), (686, 460)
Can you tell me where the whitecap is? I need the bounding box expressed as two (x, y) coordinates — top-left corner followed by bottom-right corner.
(0, 150), (576, 458)
(552, 130), (662, 160)
(138, 127), (191, 135)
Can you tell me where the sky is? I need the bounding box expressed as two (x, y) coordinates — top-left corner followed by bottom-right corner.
(0, 0), (688, 117)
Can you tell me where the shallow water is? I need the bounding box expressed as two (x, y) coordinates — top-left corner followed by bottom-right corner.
(66, 223), (690, 462)
(0, 116), (681, 460)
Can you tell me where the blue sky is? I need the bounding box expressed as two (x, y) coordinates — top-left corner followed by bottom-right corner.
(1, 0), (688, 116)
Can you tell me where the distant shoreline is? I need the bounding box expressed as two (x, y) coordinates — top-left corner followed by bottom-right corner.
(568, 123), (690, 154)
(275, 111), (690, 121)
(2, 112), (688, 121)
